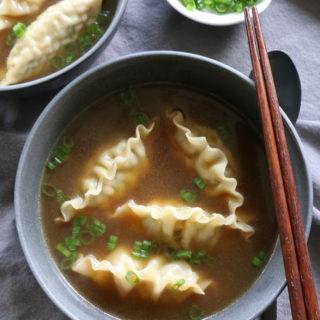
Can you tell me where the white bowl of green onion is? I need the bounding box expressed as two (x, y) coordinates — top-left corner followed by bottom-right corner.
(167, 0), (272, 26)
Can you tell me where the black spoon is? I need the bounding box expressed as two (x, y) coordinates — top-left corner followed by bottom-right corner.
(249, 50), (301, 124)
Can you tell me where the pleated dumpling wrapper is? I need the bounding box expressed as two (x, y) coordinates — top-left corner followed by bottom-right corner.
(58, 123), (155, 222)
(0, 0), (45, 16)
(167, 110), (244, 215)
(72, 247), (212, 302)
(114, 200), (254, 248)
(2, 0), (102, 85)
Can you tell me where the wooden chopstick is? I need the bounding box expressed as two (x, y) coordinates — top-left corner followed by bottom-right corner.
(244, 7), (320, 320)
(251, 8), (320, 320)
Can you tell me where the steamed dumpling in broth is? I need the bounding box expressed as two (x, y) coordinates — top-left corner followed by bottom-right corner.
(2, 0), (102, 85)
(58, 123), (155, 222)
(72, 247), (211, 301)
(41, 84), (277, 319)
(114, 200), (254, 249)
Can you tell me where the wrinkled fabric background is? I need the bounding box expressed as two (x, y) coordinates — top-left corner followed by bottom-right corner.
(0, 0), (319, 319)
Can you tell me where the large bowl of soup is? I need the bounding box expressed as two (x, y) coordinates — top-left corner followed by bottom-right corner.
(15, 51), (313, 320)
(0, 0), (127, 96)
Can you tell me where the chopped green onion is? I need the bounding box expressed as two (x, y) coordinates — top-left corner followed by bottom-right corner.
(65, 237), (81, 248)
(258, 250), (269, 262)
(64, 43), (77, 55)
(171, 279), (185, 290)
(79, 34), (92, 45)
(41, 183), (57, 197)
(142, 240), (152, 251)
(51, 55), (64, 70)
(80, 230), (95, 245)
(180, 189), (196, 204)
(59, 257), (74, 270)
(86, 23), (103, 37)
(181, 0), (196, 10)
(206, 255), (216, 267)
(73, 216), (87, 227)
(189, 304), (204, 320)
(72, 225), (81, 238)
(12, 22), (26, 38)
(6, 33), (16, 46)
(62, 136), (74, 148)
(125, 271), (140, 286)
(88, 218), (106, 236)
(56, 243), (71, 257)
(131, 111), (149, 126)
(65, 55), (74, 66)
(195, 0), (205, 10)
(193, 176), (206, 190)
(175, 249), (193, 260)
(98, 10), (111, 26)
(217, 125), (231, 140)
(77, 190), (84, 198)
(252, 256), (263, 267)
(47, 161), (56, 170)
(56, 189), (70, 203)
(120, 87), (137, 105)
(107, 235), (118, 250)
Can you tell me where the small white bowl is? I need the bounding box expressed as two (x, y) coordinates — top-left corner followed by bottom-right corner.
(166, 0), (272, 26)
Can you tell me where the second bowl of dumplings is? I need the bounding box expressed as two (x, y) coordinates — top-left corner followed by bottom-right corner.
(15, 51), (313, 320)
(0, 0), (127, 96)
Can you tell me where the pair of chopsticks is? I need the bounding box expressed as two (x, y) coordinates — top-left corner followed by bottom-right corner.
(244, 7), (320, 320)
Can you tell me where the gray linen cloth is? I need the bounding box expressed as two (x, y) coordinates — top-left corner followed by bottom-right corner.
(0, 0), (319, 319)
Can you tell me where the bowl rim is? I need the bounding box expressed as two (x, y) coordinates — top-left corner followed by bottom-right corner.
(14, 50), (313, 320)
(166, 0), (272, 26)
(0, 0), (127, 92)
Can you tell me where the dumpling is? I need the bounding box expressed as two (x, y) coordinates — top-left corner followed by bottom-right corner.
(0, 0), (45, 16)
(72, 247), (212, 301)
(167, 110), (244, 214)
(2, 0), (102, 85)
(58, 123), (154, 222)
(114, 200), (254, 248)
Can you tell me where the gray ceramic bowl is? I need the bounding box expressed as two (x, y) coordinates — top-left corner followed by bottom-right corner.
(15, 51), (313, 320)
(0, 0), (127, 98)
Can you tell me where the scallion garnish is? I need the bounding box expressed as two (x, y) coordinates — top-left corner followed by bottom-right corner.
(64, 43), (77, 55)
(86, 22), (103, 37)
(98, 10), (111, 26)
(217, 125), (231, 140)
(65, 55), (74, 66)
(56, 243), (71, 257)
(252, 256), (263, 268)
(164, 245), (177, 260)
(151, 240), (160, 254)
(12, 22), (26, 38)
(132, 240), (153, 258)
(6, 33), (16, 47)
(88, 218), (106, 236)
(258, 250), (269, 262)
(189, 304), (204, 320)
(131, 111), (149, 126)
(181, 0), (196, 11)
(59, 257), (74, 270)
(180, 189), (196, 204)
(62, 136), (74, 148)
(65, 237), (81, 248)
(79, 230), (95, 245)
(125, 271), (140, 286)
(73, 216), (87, 227)
(174, 249), (192, 260)
(107, 235), (118, 250)
(51, 55), (64, 70)
(171, 279), (185, 290)
(120, 87), (137, 104)
(41, 183), (57, 197)
(47, 136), (74, 170)
(193, 176), (206, 190)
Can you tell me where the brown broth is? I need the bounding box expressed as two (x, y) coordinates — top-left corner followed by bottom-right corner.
(40, 84), (277, 319)
(0, 0), (117, 84)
